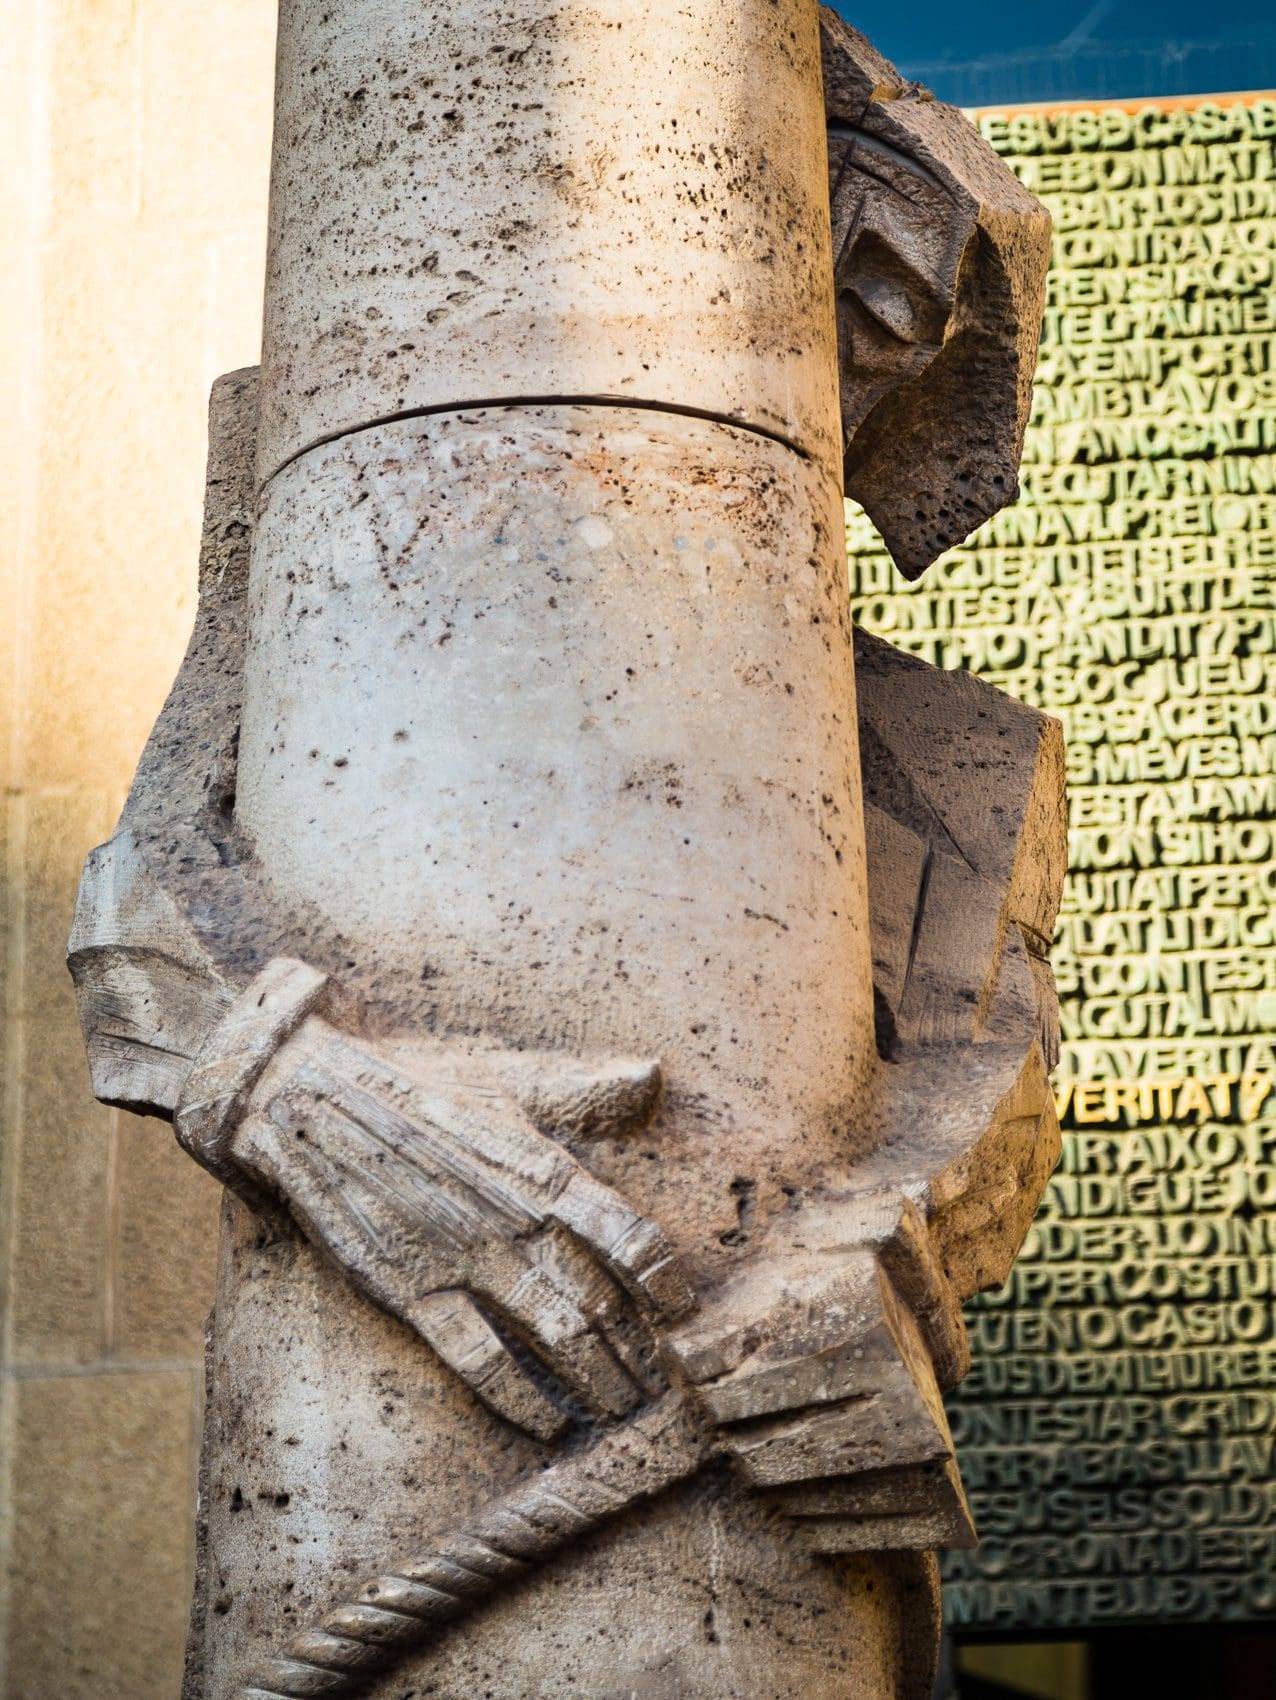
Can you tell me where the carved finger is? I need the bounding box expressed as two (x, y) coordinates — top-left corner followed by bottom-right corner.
(325, 1041), (692, 1326)
(249, 1018), (692, 1321)
(550, 1169), (695, 1320)
(285, 1039), (547, 1237)
(674, 1237), (975, 1550)
(240, 1091), (572, 1441)
(509, 1056), (663, 1142)
(466, 1242), (641, 1418)
(235, 1100), (454, 1313)
(721, 1388), (948, 1490)
(522, 1222), (657, 1393)
(409, 1290), (568, 1443)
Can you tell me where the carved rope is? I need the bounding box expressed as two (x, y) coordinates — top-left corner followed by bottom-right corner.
(242, 1396), (709, 1699)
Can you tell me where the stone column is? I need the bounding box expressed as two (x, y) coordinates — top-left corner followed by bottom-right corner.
(68, 7), (1059, 1697)
(217, 0), (883, 1693)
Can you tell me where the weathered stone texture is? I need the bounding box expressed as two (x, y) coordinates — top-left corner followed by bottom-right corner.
(58, 5), (1058, 1699)
(821, 13), (1051, 579)
(258, 0), (841, 479)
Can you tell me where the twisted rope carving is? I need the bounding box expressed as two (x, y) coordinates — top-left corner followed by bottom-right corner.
(242, 1395), (709, 1699)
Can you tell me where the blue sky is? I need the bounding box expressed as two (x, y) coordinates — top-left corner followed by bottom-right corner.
(831, 0), (1276, 105)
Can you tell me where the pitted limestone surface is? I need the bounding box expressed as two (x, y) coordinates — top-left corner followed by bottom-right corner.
(66, 5), (1060, 1695)
(258, 0), (840, 482)
(237, 405), (876, 1267)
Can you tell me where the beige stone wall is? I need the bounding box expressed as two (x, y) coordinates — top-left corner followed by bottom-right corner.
(0, 5), (275, 1694)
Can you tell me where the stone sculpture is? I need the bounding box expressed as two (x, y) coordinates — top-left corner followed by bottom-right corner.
(68, 6), (1059, 1696)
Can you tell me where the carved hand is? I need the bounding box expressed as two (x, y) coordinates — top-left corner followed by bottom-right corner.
(174, 958), (694, 1442)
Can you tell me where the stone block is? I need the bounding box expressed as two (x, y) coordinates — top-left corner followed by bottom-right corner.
(4, 1367), (196, 1700)
(45, 0), (142, 231)
(139, 0), (275, 236)
(207, 228), (269, 377)
(112, 1110), (220, 1361)
(6, 1004), (111, 1365)
(19, 789), (114, 1024)
(23, 229), (211, 790)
